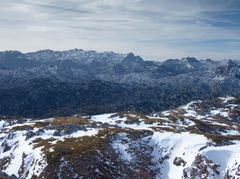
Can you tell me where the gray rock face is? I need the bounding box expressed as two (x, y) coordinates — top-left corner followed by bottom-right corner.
(0, 49), (239, 117)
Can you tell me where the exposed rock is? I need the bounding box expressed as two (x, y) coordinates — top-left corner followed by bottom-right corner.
(173, 157), (186, 167)
(25, 131), (36, 140)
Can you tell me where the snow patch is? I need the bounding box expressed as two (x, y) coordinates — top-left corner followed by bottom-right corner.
(111, 133), (132, 162)
(150, 132), (208, 179)
(68, 128), (99, 138)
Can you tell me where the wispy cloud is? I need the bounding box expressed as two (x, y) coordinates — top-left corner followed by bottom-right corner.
(0, 0), (239, 60)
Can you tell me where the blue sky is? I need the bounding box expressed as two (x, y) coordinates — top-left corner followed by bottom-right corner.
(0, 0), (239, 60)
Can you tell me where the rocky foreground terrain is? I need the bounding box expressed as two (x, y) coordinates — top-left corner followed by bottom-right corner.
(0, 97), (239, 179)
(0, 49), (240, 117)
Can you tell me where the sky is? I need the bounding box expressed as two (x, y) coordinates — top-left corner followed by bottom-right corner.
(0, 0), (239, 60)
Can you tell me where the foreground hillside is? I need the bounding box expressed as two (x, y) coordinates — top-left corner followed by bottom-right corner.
(0, 49), (240, 117)
(0, 97), (239, 179)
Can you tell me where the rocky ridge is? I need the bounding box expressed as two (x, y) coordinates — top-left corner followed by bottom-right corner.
(0, 97), (239, 178)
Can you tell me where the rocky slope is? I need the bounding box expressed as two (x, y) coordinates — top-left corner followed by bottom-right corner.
(0, 97), (239, 179)
(0, 49), (240, 117)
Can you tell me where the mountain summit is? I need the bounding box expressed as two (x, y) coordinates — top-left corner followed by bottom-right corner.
(122, 52), (144, 63)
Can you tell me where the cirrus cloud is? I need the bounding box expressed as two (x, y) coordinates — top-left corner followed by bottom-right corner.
(0, 0), (239, 60)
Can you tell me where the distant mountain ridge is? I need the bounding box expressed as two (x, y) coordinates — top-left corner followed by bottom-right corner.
(0, 49), (239, 117)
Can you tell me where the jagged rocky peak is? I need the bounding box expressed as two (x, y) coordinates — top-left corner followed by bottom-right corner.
(181, 57), (199, 63)
(25, 49), (126, 62)
(200, 58), (218, 65)
(163, 57), (200, 66)
(216, 59), (240, 75)
(204, 58), (214, 63)
(0, 50), (23, 55)
(121, 52), (144, 63)
(28, 48), (84, 56)
(227, 59), (239, 68)
(162, 58), (181, 65)
(158, 59), (184, 73)
(181, 57), (202, 68)
(25, 49), (59, 61)
(226, 60), (240, 77)
(34, 49), (55, 53)
(26, 49), (55, 57)
(0, 50), (24, 60)
(161, 57), (199, 69)
(66, 48), (84, 53)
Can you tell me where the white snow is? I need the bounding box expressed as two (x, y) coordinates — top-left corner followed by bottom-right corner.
(211, 109), (229, 118)
(0, 131), (47, 178)
(175, 118), (195, 126)
(150, 131), (240, 179)
(0, 121), (100, 178)
(214, 76), (225, 81)
(28, 118), (55, 123)
(111, 133), (132, 162)
(219, 97), (235, 103)
(202, 141), (240, 177)
(221, 129), (240, 136)
(118, 121), (155, 131)
(147, 116), (170, 122)
(161, 111), (171, 116)
(180, 102), (198, 117)
(5, 122), (34, 130)
(0, 120), (6, 131)
(68, 128), (99, 138)
(91, 113), (117, 124)
(207, 121), (229, 127)
(0, 97), (239, 178)
(150, 132), (208, 179)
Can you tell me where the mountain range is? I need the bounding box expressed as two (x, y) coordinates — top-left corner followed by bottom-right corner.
(0, 49), (239, 117)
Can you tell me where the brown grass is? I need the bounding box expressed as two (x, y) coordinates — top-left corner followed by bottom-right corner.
(33, 137), (56, 152)
(151, 126), (178, 133)
(51, 116), (90, 126)
(143, 117), (167, 124)
(33, 122), (50, 128)
(204, 133), (240, 143)
(11, 125), (34, 131)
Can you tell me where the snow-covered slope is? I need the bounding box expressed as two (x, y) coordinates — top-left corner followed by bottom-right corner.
(0, 97), (239, 178)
